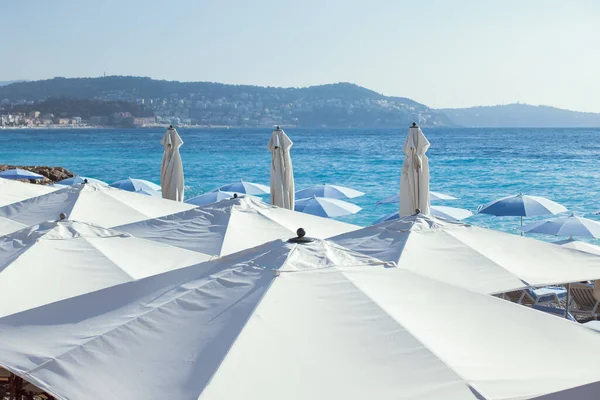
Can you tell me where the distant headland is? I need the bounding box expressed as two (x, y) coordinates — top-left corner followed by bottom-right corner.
(1, 76), (599, 129)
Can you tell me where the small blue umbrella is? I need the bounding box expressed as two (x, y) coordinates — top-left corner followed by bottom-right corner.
(374, 206), (473, 224)
(57, 176), (107, 186)
(186, 190), (241, 206)
(0, 168), (44, 180)
(295, 184), (364, 200)
(522, 214), (600, 239)
(110, 178), (161, 193)
(213, 180), (269, 195)
(295, 196), (361, 218)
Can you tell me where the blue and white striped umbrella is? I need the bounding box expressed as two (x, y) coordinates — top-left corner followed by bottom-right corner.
(213, 180), (269, 195)
(373, 206), (473, 224)
(57, 176), (107, 186)
(522, 214), (600, 238)
(110, 178), (161, 193)
(295, 196), (361, 218)
(185, 190), (258, 206)
(295, 184), (364, 200)
(376, 191), (457, 205)
(0, 168), (44, 180)
(478, 194), (567, 217)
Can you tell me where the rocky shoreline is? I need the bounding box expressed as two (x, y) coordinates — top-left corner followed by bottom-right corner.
(0, 165), (74, 185)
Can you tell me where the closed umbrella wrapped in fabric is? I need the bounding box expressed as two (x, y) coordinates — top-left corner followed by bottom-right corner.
(1, 239), (600, 400)
(399, 124), (430, 217)
(268, 128), (294, 209)
(160, 126), (185, 202)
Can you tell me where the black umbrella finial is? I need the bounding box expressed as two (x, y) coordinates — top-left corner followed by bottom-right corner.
(288, 227), (314, 244)
(59, 213), (67, 220)
(83, 179), (88, 184)
(169, 125), (174, 129)
(411, 122), (418, 128)
(415, 208), (421, 214)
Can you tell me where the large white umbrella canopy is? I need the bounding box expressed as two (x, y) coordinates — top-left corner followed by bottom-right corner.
(374, 205), (473, 224)
(556, 238), (600, 256)
(377, 190), (457, 205)
(0, 239), (600, 400)
(295, 196), (361, 218)
(0, 220), (207, 317)
(268, 128), (294, 209)
(0, 182), (194, 236)
(399, 123), (430, 217)
(0, 178), (57, 207)
(522, 214), (600, 238)
(331, 213), (600, 295)
(296, 184), (365, 200)
(160, 126), (185, 201)
(116, 196), (358, 258)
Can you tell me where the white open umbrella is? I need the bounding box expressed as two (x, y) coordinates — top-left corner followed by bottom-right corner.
(0, 219), (207, 318)
(0, 183), (194, 236)
(295, 196), (361, 218)
(399, 123), (430, 217)
(0, 178), (57, 207)
(268, 127), (294, 209)
(331, 213), (600, 295)
(186, 190), (244, 206)
(296, 184), (365, 200)
(376, 190), (457, 205)
(160, 126), (185, 202)
(1, 239), (600, 400)
(110, 177), (161, 193)
(0, 168), (44, 181)
(56, 176), (107, 186)
(374, 205), (473, 224)
(116, 195), (357, 257)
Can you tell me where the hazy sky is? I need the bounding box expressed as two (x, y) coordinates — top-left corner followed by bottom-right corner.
(2, 0), (599, 111)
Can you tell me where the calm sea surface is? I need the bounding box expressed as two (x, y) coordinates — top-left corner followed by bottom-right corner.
(1, 127), (599, 241)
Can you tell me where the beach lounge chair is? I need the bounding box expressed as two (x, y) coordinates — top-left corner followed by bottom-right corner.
(532, 304), (576, 322)
(570, 283), (600, 320)
(502, 286), (567, 306)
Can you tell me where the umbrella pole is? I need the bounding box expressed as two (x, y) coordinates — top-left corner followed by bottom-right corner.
(565, 283), (571, 319)
(520, 216), (523, 236)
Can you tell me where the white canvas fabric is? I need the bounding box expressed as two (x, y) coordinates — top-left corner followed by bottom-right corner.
(0, 182), (194, 235)
(0, 178), (56, 207)
(116, 196), (358, 258)
(0, 220), (208, 317)
(268, 128), (294, 209)
(0, 239), (599, 400)
(400, 125), (430, 217)
(160, 127), (185, 201)
(556, 238), (600, 256)
(331, 213), (600, 294)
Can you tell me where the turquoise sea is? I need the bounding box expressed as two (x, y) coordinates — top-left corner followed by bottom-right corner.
(1, 127), (599, 240)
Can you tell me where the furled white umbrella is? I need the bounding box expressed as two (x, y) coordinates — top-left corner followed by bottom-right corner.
(522, 214), (600, 238)
(213, 180), (269, 195)
(116, 195), (357, 257)
(295, 196), (361, 218)
(0, 178), (57, 207)
(296, 184), (364, 200)
(56, 176), (107, 185)
(374, 205), (473, 224)
(268, 127), (294, 209)
(160, 126), (185, 201)
(399, 123), (430, 217)
(1, 239), (600, 400)
(111, 177), (161, 193)
(0, 219), (208, 318)
(0, 183), (195, 236)
(376, 190), (457, 205)
(331, 213), (600, 295)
